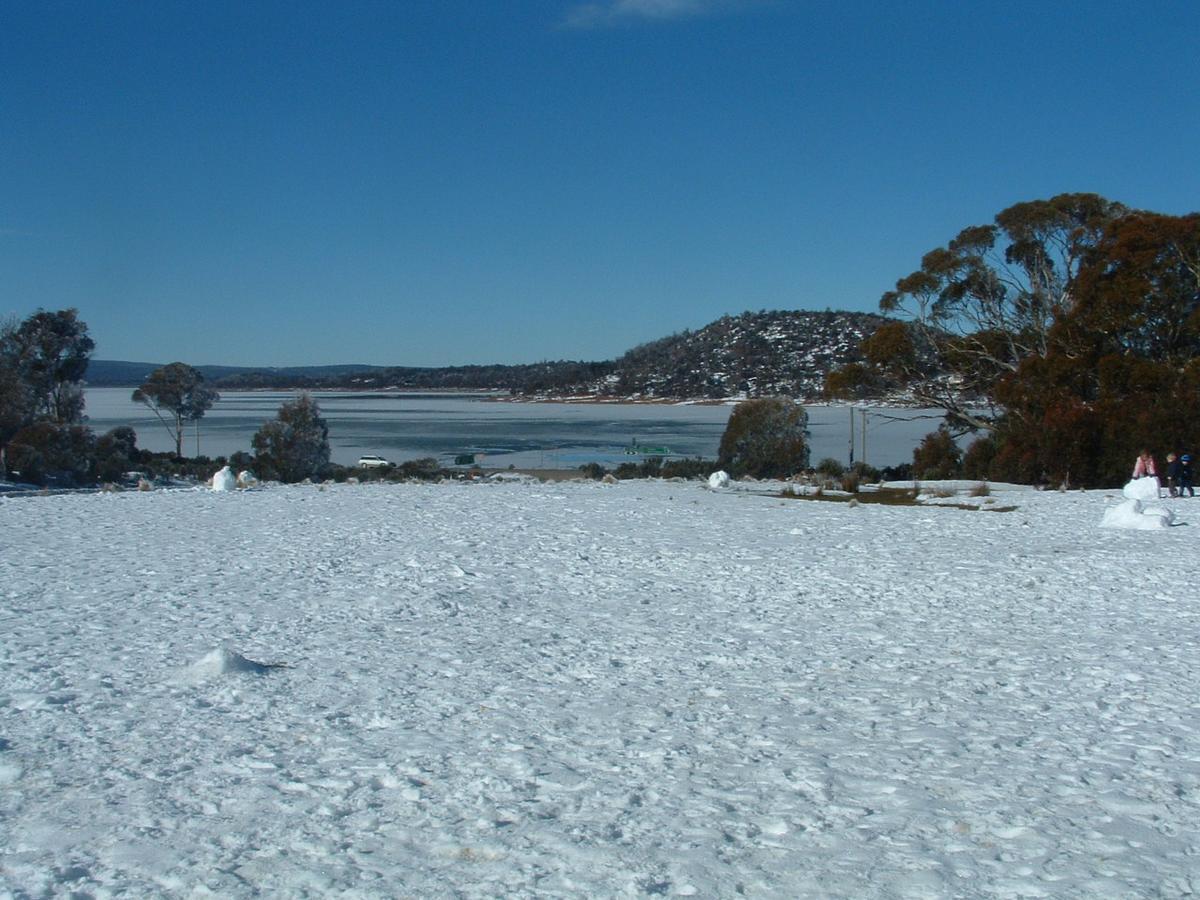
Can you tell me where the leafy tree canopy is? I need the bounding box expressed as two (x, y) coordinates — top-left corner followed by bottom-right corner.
(1, 308), (94, 427)
(870, 193), (1127, 430)
(251, 393), (331, 483)
(717, 396), (810, 479)
(132, 362), (219, 458)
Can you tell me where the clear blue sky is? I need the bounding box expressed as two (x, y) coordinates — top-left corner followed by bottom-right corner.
(2, 0), (1197, 367)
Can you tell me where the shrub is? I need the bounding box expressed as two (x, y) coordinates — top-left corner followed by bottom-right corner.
(659, 457), (716, 480)
(134, 451), (225, 483)
(95, 425), (138, 483)
(840, 472), (861, 493)
(717, 397), (810, 479)
(912, 428), (962, 480)
(251, 393), (331, 483)
(6, 422), (96, 486)
(229, 450), (256, 473)
(961, 435), (998, 480)
(816, 457), (845, 477)
(396, 457), (441, 479)
(614, 461), (644, 479)
(578, 462), (606, 480)
(849, 461), (881, 482)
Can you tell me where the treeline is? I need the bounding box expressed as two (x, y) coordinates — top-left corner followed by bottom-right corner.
(0, 317), (429, 488)
(214, 360), (616, 394)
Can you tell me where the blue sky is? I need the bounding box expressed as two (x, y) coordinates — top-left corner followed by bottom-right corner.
(2, 0), (1197, 367)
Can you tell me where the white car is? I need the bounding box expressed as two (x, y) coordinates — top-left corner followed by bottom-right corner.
(357, 455), (391, 469)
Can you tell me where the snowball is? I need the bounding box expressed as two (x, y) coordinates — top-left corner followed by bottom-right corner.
(1100, 498), (1175, 530)
(1122, 478), (1161, 502)
(707, 470), (732, 490)
(211, 466), (236, 492)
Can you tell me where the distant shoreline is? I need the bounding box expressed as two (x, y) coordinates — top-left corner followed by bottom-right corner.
(88, 384), (930, 409)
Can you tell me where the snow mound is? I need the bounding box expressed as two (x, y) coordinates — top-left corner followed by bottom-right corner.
(183, 648), (284, 682)
(211, 466), (236, 492)
(707, 470), (732, 490)
(1101, 498), (1175, 530)
(1122, 478), (1161, 502)
(236, 470), (258, 488)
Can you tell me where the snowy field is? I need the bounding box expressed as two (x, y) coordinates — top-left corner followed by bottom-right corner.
(2, 480), (1199, 898)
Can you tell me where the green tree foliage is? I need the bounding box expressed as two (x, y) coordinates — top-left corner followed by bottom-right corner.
(1, 310), (95, 476)
(6, 422), (96, 486)
(95, 426), (139, 483)
(912, 429), (962, 480)
(815, 457), (844, 477)
(132, 362), (220, 459)
(717, 397), (809, 479)
(0, 321), (27, 453)
(2, 308), (94, 426)
(251, 393), (331, 483)
(868, 194), (1126, 430)
(984, 211), (1200, 485)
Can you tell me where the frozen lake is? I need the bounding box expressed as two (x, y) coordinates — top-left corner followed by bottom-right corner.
(84, 389), (950, 470)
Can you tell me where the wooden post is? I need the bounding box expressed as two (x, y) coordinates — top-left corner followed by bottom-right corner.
(849, 407), (855, 466)
(861, 409), (868, 467)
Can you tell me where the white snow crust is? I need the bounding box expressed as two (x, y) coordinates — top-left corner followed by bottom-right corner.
(1, 482), (1199, 897)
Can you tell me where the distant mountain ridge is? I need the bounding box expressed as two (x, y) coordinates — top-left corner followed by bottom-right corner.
(87, 310), (901, 401)
(85, 361), (385, 388)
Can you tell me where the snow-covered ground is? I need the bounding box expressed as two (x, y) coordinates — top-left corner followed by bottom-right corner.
(1, 481), (1198, 897)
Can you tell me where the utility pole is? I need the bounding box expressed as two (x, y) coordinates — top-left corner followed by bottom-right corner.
(849, 406), (855, 466)
(861, 408), (868, 467)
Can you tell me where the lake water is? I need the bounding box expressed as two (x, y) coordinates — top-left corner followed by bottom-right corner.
(84, 388), (949, 470)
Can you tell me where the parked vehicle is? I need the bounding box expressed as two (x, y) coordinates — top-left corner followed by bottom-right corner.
(357, 455), (391, 468)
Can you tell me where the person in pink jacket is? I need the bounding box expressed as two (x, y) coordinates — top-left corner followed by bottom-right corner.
(1132, 449), (1158, 479)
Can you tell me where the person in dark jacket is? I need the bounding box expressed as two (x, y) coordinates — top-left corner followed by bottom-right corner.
(1165, 453), (1181, 497)
(1180, 454), (1195, 498)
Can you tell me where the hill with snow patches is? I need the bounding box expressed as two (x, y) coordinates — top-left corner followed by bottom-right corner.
(604, 310), (892, 399)
(2, 479), (1198, 896)
(87, 309), (915, 401)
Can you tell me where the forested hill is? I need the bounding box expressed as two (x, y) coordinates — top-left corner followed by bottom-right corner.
(89, 310), (897, 401)
(605, 310), (893, 399)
